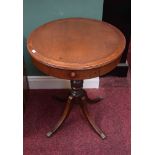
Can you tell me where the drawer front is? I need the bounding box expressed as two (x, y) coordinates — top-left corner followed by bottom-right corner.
(32, 56), (121, 80)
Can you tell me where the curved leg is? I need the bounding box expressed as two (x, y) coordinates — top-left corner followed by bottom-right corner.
(47, 95), (73, 137)
(84, 90), (103, 104)
(52, 91), (70, 102)
(52, 95), (68, 102)
(80, 96), (106, 140)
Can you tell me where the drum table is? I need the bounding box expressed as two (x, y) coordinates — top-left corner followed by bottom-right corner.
(27, 18), (126, 140)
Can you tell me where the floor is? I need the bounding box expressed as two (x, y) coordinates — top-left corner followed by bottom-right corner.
(24, 73), (130, 155)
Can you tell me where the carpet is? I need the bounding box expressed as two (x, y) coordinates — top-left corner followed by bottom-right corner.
(24, 75), (130, 155)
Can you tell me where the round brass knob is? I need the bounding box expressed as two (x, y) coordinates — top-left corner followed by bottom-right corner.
(70, 72), (76, 77)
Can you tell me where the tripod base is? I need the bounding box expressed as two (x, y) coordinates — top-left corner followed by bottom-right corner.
(47, 80), (106, 140)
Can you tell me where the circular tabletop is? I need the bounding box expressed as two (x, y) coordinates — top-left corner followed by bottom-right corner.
(27, 18), (126, 80)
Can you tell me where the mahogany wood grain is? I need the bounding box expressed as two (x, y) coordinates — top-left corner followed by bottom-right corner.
(27, 18), (126, 80)
(80, 96), (106, 139)
(46, 80), (106, 139)
(27, 18), (126, 140)
(47, 96), (73, 137)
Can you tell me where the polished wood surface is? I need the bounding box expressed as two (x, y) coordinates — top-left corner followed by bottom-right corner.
(47, 95), (73, 137)
(27, 18), (126, 140)
(80, 96), (105, 139)
(27, 18), (126, 80)
(47, 80), (106, 139)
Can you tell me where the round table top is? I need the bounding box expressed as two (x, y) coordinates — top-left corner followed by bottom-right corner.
(27, 18), (126, 71)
